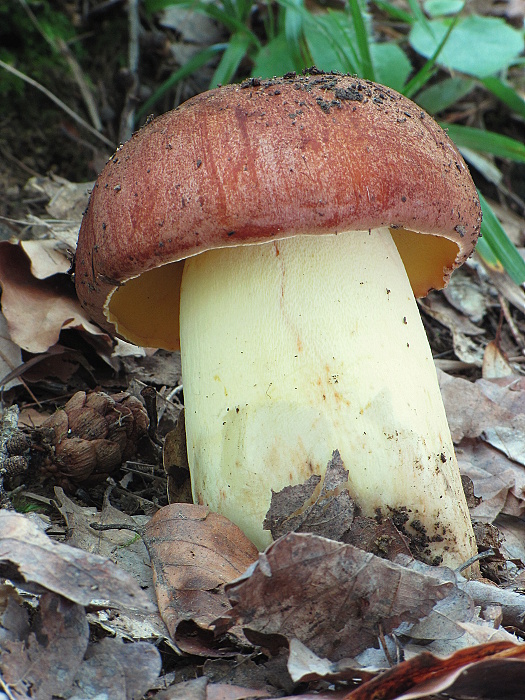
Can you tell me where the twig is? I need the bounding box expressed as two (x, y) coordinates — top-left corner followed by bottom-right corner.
(498, 292), (525, 352)
(0, 60), (114, 149)
(57, 38), (103, 132)
(17, 0), (103, 132)
(0, 676), (17, 700)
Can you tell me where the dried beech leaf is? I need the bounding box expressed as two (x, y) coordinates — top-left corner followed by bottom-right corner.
(264, 450), (354, 541)
(0, 241), (107, 353)
(0, 592), (89, 700)
(144, 503), (258, 653)
(343, 640), (525, 700)
(53, 488), (172, 646)
(0, 511), (155, 611)
(73, 637), (161, 700)
(20, 239), (71, 279)
(221, 533), (451, 660)
(0, 589), (161, 700)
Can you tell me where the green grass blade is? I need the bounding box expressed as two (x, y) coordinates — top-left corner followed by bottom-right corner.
(474, 233), (500, 268)
(348, 0), (375, 80)
(406, 0), (432, 32)
(477, 191), (525, 285)
(442, 124), (525, 163)
(403, 14), (458, 98)
(481, 76), (525, 121)
(135, 44), (227, 123)
(373, 0), (415, 23)
(210, 32), (253, 87)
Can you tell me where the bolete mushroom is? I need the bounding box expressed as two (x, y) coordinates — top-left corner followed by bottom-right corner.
(75, 71), (481, 568)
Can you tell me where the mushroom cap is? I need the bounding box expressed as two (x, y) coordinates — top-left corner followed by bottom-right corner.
(75, 71), (481, 350)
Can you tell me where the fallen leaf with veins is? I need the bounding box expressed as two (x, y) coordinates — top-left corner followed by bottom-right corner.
(145, 503), (258, 654)
(0, 241), (107, 353)
(263, 450), (355, 542)
(219, 533), (451, 660)
(0, 511), (154, 611)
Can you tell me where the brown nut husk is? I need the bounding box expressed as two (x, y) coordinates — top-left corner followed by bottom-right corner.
(39, 390), (149, 486)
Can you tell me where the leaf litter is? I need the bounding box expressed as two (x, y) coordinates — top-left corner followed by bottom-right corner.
(2, 176), (525, 696)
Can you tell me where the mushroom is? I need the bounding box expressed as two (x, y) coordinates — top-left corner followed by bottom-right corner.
(75, 71), (481, 568)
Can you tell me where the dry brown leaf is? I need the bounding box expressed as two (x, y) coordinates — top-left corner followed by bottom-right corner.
(0, 241), (107, 353)
(482, 339), (514, 379)
(52, 488), (173, 646)
(220, 533), (452, 661)
(0, 590), (89, 700)
(72, 636), (161, 700)
(0, 587), (161, 700)
(442, 266), (489, 324)
(0, 511), (155, 611)
(341, 641), (525, 700)
(419, 292), (486, 364)
(287, 638), (374, 685)
(263, 450), (354, 541)
(145, 503), (258, 654)
(20, 239), (71, 279)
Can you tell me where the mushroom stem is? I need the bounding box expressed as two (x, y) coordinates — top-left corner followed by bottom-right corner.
(179, 228), (476, 567)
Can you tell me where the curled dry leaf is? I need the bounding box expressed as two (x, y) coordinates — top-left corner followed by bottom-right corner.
(0, 241), (107, 353)
(0, 511), (155, 611)
(220, 533), (452, 661)
(341, 640), (525, 700)
(144, 503), (258, 654)
(263, 451), (412, 561)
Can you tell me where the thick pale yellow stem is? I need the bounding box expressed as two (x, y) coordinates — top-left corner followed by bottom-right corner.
(179, 229), (476, 567)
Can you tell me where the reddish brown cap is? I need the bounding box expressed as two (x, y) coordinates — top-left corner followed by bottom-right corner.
(75, 71), (481, 350)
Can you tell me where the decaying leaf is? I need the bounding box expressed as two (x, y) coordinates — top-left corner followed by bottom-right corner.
(53, 488), (173, 646)
(263, 450), (354, 541)
(287, 638), (374, 685)
(220, 533), (452, 660)
(0, 589), (89, 700)
(419, 292), (486, 365)
(71, 636), (162, 700)
(0, 241), (107, 353)
(439, 368), (525, 524)
(263, 452), (412, 561)
(0, 587), (161, 700)
(0, 511), (154, 611)
(482, 338), (514, 379)
(145, 503), (258, 654)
